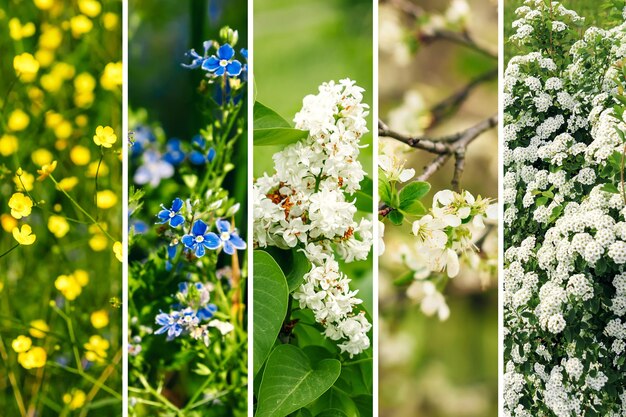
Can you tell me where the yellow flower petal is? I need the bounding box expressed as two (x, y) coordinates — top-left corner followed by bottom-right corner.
(12, 224), (36, 245)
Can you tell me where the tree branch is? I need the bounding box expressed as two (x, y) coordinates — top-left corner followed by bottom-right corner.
(421, 29), (497, 60)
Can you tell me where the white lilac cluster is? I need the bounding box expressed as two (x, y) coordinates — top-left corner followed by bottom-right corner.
(504, 2), (626, 416)
(253, 79), (373, 357)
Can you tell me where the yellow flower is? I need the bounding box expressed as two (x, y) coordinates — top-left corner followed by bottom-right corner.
(87, 161), (108, 177)
(11, 336), (32, 353)
(100, 62), (122, 91)
(15, 171), (35, 192)
(29, 320), (49, 339)
(74, 269), (90, 286)
(96, 190), (117, 209)
(90, 310), (109, 329)
(1, 214), (18, 233)
(13, 225), (36, 245)
(93, 126), (117, 148)
(103, 13), (118, 30)
(84, 335), (109, 363)
(75, 115), (88, 127)
(70, 15), (93, 38)
(9, 18), (36, 41)
(40, 72), (62, 92)
(74, 72), (96, 92)
(18, 346), (47, 369)
(34, 0), (55, 10)
(9, 193), (33, 219)
(8, 109), (30, 131)
(89, 234), (108, 251)
(48, 215), (70, 238)
(63, 389), (86, 410)
(54, 120), (72, 140)
(0, 134), (18, 156)
(37, 160), (57, 181)
(70, 145), (91, 166)
(32, 148), (54, 165)
(13, 53), (40, 82)
(113, 241), (122, 262)
(78, 0), (101, 17)
(55, 274), (83, 300)
(57, 176), (79, 191)
(39, 24), (63, 50)
(35, 49), (55, 68)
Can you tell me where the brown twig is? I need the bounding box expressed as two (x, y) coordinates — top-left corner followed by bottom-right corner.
(421, 29), (497, 60)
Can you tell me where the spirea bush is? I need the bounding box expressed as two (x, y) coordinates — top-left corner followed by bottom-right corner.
(503, 2), (626, 416)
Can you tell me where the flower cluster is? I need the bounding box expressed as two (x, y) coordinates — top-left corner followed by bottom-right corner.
(503, 2), (626, 415)
(253, 79), (373, 356)
(154, 282), (234, 346)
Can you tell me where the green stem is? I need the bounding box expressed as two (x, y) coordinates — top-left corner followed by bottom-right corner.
(46, 363), (121, 399)
(48, 174), (117, 242)
(0, 243), (20, 259)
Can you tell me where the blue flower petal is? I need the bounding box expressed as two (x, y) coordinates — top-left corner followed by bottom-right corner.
(202, 56), (220, 72)
(223, 240), (235, 255)
(203, 232), (221, 249)
(226, 60), (242, 76)
(155, 312), (170, 326)
(189, 150), (206, 165)
(229, 233), (247, 250)
(192, 134), (206, 148)
(171, 198), (184, 212)
(191, 220), (208, 236)
(167, 245), (178, 259)
(170, 214), (185, 227)
(216, 219), (230, 234)
(207, 148), (216, 162)
(154, 325), (168, 335)
(217, 44), (234, 60)
(181, 234), (195, 249)
(214, 66), (226, 76)
(157, 209), (171, 222)
(195, 244), (206, 258)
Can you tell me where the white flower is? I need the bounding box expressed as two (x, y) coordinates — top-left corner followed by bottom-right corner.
(411, 215), (448, 249)
(379, 154), (415, 183)
(407, 281), (450, 321)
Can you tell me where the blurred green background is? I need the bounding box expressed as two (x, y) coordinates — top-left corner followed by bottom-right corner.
(379, 0), (498, 416)
(253, 0), (375, 313)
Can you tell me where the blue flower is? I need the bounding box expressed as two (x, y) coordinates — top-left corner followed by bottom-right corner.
(198, 304), (218, 320)
(155, 308), (199, 341)
(201, 44), (242, 77)
(157, 198), (185, 227)
(134, 150), (174, 187)
(177, 282), (217, 319)
(163, 138), (186, 166)
(189, 148), (216, 165)
(181, 48), (205, 69)
(165, 244), (179, 271)
(131, 125), (156, 155)
(214, 219), (246, 255)
(181, 220), (220, 257)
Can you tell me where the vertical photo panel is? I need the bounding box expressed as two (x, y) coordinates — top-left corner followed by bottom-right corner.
(252, 0), (375, 416)
(378, 0), (498, 416)
(503, 1), (626, 416)
(127, 0), (248, 415)
(0, 0), (123, 415)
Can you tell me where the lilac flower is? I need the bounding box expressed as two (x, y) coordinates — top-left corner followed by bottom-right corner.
(214, 219), (246, 255)
(181, 220), (220, 257)
(157, 198), (185, 227)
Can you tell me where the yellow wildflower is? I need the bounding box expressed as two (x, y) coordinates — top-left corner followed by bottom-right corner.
(84, 335), (109, 363)
(39, 24), (63, 50)
(55, 272), (86, 301)
(70, 15), (93, 38)
(74, 72), (96, 92)
(78, 0), (101, 17)
(96, 190), (117, 209)
(0, 134), (18, 156)
(87, 161), (108, 177)
(37, 160), (57, 181)
(103, 13), (118, 30)
(8, 109), (30, 131)
(9, 193), (33, 219)
(113, 241), (122, 262)
(13, 53), (40, 82)
(15, 171), (35, 192)
(63, 390), (86, 410)
(70, 145), (91, 166)
(90, 310), (109, 329)
(32, 148), (54, 165)
(100, 62), (122, 90)
(57, 176), (79, 191)
(29, 320), (49, 339)
(11, 336), (32, 353)
(74, 269), (89, 286)
(9, 18), (35, 41)
(18, 346), (47, 369)
(89, 234), (108, 251)
(34, 0), (55, 10)
(75, 115), (88, 127)
(1, 214), (18, 233)
(93, 125), (117, 148)
(48, 215), (70, 238)
(35, 49), (55, 68)
(13, 225), (36, 245)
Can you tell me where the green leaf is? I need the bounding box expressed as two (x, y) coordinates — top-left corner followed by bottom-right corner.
(378, 178), (392, 205)
(256, 345), (341, 417)
(393, 270), (415, 286)
(398, 182), (430, 214)
(354, 176), (373, 212)
(253, 251), (289, 376)
(262, 247), (311, 292)
(387, 210), (404, 225)
(254, 102), (291, 129)
(602, 183), (619, 194)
